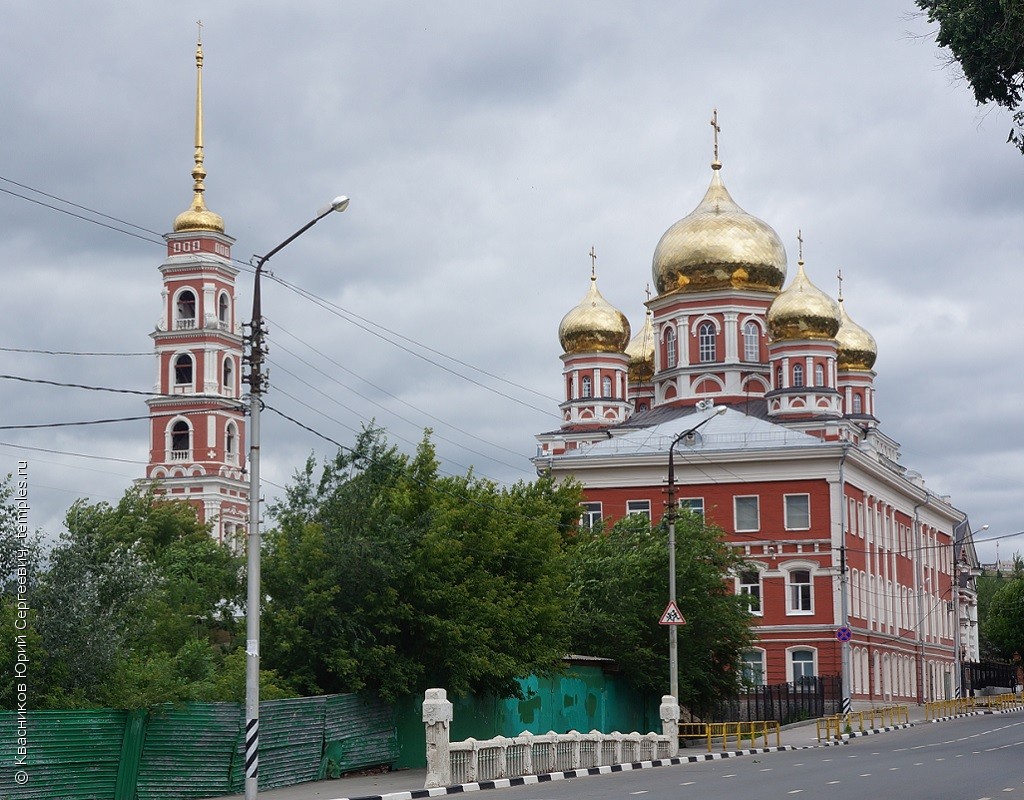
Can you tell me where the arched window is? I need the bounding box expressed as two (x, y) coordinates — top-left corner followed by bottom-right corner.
(743, 321), (760, 361)
(602, 376), (612, 397)
(793, 363), (804, 387)
(665, 328), (677, 368)
(776, 366), (784, 387)
(223, 357), (234, 398)
(852, 394), (863, 414)
(218, 292), (230, 328)
(170, 420), (191, 459)
(581, 375), (592, 398)
(698, 322), (716, 362)
(791, 649), (816, 682)
(174, 354), (194, 388)
(175, 290), (197, 330)
(225, 421), (238, 463)
(814, 363), (825, 387)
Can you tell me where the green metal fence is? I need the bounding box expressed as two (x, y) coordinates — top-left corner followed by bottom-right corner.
(0, 694), (398, 800)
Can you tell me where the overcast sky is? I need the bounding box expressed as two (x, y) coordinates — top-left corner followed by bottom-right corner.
(1, 2), (1021, 564)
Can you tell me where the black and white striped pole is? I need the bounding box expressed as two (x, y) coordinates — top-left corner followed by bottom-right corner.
(244, 196), (349, 800)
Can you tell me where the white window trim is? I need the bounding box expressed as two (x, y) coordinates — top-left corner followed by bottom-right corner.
(736, 566), (764, 617)
(786, 646), (818, 683)
(679, 497), (705, 519)
(626, 499), (651, 519)
(784, 561), (816, 616)
(580, 501), (602, 530)
(784, 493), (811, 531)
(734, 495), (760, 532)
(741, 647), (767, 686)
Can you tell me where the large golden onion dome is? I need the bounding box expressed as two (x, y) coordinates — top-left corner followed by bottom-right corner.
(174, 193), (225, 233)
(625, 308), (655, 382)
(836, 298), (878, 371)
(652, 164), (787, 296)
(558, 274), (631, 355)
(767, 259), (841, 341)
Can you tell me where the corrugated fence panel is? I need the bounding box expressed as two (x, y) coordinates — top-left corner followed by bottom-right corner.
(236, 697), (327, 791)
(135, 703), (242, 800)
(0, 709), (127, 800)
(321, 694), (398, 776)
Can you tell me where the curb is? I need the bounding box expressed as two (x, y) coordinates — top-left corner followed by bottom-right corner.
(337, 743), (841, 800)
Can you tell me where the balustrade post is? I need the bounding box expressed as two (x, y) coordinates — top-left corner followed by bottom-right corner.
(660, 695), (680, 757)
(423, 688), (454, 788)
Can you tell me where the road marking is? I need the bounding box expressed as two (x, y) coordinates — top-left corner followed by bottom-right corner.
(629, 792), (648, 795)
(680, 781), (695, 786)
(827, 780), (840, 785)
(722, 774), (736, 778)
(889, 767), (899, 771)
(860, 773), (872, 777)
(787, 791), (803, 795)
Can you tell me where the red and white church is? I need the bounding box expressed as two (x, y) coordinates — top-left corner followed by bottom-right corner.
(139, 38), (248, 547)
(534, 129), (980, 703)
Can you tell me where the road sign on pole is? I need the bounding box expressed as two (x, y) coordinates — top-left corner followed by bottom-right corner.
(659, 601), (686, 626)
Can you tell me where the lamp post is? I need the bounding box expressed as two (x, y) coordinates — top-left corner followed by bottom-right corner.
(665, 406), (726, 699)
(244, 195), (349, 800)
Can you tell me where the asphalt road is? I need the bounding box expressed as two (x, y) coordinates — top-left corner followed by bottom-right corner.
(485, 714), (1024, 800)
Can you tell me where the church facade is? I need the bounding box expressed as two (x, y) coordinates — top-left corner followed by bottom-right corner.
(535, 127), (979, 703)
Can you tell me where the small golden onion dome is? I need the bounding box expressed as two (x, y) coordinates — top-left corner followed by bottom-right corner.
(836, 299), (878, 371)
(766, 261), (841, 341)
(652, 166), (787, 296)
(558, 275), (631, 355)
(173, 194), (225, 233)
(625, 309), (655, 382)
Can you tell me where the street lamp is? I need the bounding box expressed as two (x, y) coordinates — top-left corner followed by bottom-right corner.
(665, 406), (726, 699)
(244, 195), (349, 800)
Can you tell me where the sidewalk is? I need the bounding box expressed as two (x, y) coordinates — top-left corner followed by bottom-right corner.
(211, 705), (930, 800)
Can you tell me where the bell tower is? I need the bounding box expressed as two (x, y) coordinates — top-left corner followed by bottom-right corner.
(141, 32), (248, 546)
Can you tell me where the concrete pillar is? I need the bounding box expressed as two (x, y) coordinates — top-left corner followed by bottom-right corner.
(660, 695), (680, 757)
(423, 688), (454, 788)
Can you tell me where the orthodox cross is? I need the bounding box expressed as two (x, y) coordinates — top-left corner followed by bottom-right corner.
(710, 108), (721, 163)
(837, 268), (844, 301)
(589, 246), (597, 279)
(196, 19), (203, 43)
(797, 229), (804, 263)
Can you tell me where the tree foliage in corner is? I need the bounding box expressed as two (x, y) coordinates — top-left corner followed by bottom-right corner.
(564, 512), (754, 717)
(917, 0), (1024, 153)
(981, 575), (1024, 660)
(261, 427), (582, 701)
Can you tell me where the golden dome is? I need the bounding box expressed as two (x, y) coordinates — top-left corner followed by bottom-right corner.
(559, 275), (631, 355)
(625, 308), (655, 382)
(767, 260), (841, 341)
(174, 194), (225, 233)
(652, 165), (787, 296)
(836, 298), (877, 371)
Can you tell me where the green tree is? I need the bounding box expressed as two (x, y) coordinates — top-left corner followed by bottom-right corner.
(563, 512), (753, 716)
(262, 428), (581, 701)
(917, 0), (1024, 153)
(981, 575), (1024, 660)
(27, 488), (251, 709)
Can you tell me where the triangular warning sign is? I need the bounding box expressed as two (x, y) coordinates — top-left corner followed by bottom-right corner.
(659, 601), (686, 625)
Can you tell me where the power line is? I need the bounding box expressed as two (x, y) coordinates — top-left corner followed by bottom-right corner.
(0, 346), (150, 357)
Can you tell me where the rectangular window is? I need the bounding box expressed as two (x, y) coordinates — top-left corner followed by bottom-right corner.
(791, 649), (816, 682)
(580, 502), (602, 530)
(784, 494), (810, 530)
(788, 569), (813, 614)
(738, 570), (762, 615)
(734, 495), (760, 532)
(679, 497), (704, 519)
(626, 499), (651, 520)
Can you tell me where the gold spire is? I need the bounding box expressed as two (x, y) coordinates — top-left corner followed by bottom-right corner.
(174, 24), (225, 234)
